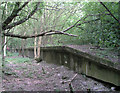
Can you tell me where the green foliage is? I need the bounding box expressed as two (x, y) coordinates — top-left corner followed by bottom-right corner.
(5, 2), (119, 49)
(7, 52), (19, 57)
(5, 53), (31, 64)
(76, 2), (120, 48)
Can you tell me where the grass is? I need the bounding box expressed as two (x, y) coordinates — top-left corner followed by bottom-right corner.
(4, 52), (31, 64)
(0, 52), (31, 65)
(0, 52), (33, 77)
(7, 52), (19, 57)
(5, 57), (31, 64)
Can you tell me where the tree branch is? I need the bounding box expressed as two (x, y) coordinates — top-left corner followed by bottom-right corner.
(4, 2), (41, 30)
(3, 13), (109, 39)
(2, 1), (31, 30)
(76, 18), (100, 26)
(98, 0), (119, 24)
(17, 1), (30, 12)
(4, 30), (77, 39)
(4, 30), (53, 39)
(45, 31), (78, 37)
(63, 13), (110, 32)
(2, 2), (20, 30)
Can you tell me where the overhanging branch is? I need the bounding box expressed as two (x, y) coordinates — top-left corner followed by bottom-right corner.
(4, 30), (53, 39)
(63, 13), (110, 32)
(98, 0), (119, 24)
(3, 13), (110, 39)
(76, 18), (100, 26)
(4, 30), (77, 39)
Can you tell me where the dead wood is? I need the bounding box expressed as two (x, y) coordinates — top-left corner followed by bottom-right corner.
(61, 73), (77, 84)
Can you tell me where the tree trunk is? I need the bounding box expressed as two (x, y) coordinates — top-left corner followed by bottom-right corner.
(4, 36), (7, 57)
(1, 31), (5, 73)
(0, 15), (1, 54)
(34, 29), (37, 58)
(0, 3), (3, 90)
(0, 3), (5, 73)
(118, 1), (120, 63)
(119, 1), (120, 24)
(3, 2), (8, 57)
(37, 16), (43, 58)
(21, 32), (26, 57)
(37, 37), (42, 57)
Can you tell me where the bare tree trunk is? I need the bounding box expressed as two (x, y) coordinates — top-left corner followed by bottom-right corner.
(1, 31), (5, 73)
(0, 33), (1, 54)
(34, 29), (37, 58)
(0, 3), (1, 54)
(3, 2), (8, 57)
(42, 6), (52, 46)
(0, 2), (3, 90)
(0, 2), (5, 68)
(4, 36), (6, 57)
(37, 17), (43, 58)
(1, 2), (8, 71)
(118, 1), (120, 63)
(0, 10), (5, 73)
(21, 32), (26, 57)
(37, 36), (42, 57)
(118, 1), (120, 23)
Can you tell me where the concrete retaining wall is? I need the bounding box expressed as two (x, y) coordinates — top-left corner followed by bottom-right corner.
(14, 46), (120, 86)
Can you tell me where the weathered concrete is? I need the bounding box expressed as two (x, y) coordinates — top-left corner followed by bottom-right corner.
(14, 46), (120, 86)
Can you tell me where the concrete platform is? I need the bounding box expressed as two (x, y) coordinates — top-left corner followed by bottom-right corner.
(15, 46), (120, 86)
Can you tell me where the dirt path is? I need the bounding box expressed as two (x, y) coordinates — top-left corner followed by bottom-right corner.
(2, 56), (113, 91)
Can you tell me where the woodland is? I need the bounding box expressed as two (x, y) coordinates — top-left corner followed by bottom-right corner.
(0, 1), (120, 59)
(0, 1), (120, 67)
(0, 1), (120, 91)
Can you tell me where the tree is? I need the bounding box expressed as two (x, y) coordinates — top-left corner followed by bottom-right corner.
(1, 1), (119, 69)
(0, 2), (78, 72)
(79, 2), (120, 48)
